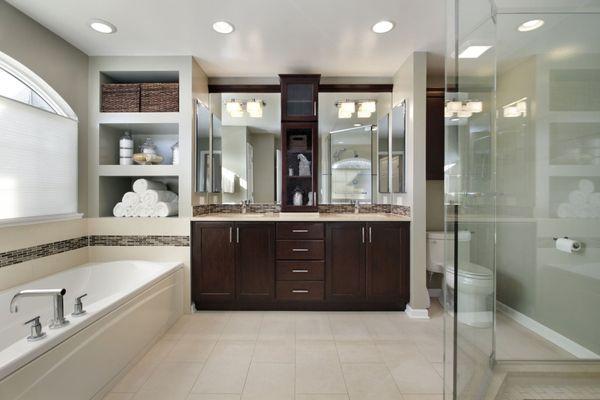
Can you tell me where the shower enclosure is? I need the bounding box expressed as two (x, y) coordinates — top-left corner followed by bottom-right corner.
(444, 1), (600, 399)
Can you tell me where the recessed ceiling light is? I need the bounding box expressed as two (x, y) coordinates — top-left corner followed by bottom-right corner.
(458, 45), (492, 59)
(518, 19), (544, 32)
(213, 21), (235, 34)
(89, 19), (117, 34)
(372, 20), (394, 34)
(353, 124), (361, 127)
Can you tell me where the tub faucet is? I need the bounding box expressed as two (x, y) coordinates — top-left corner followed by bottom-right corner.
(10, 288), (69, 329)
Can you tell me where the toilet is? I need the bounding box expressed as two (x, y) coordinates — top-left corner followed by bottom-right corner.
(426, 230), (493, 328)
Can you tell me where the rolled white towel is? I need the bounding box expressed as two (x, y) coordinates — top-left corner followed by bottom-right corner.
(134, 203), (153, 218)
(122, 191), (141, 207)
(557, 203), (572, 218)
(152, 200), (178, 217)
(124, 205), (136, 218)
(579, 179), (595, 194)
(113, 202), (126, 217)
(568, 190), (588, 207)
(142, 190), (178, 206)
(133, 179), (167, 194)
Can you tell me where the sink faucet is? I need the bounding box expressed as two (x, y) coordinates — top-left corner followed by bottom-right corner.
(241, 200), (250, 214)
(10, 288), (69, 329)
(352, 200), (360, 214)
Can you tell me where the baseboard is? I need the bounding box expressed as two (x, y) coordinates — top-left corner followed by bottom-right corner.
(428, 288), (442, 298)
(496, 301), (599, 359)
(406, 304), (430, 319)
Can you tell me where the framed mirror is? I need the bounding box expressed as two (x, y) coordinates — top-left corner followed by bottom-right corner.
(195, 100), (211, 192)
(377, 113), (390, 194)
(391, 100), (406, 193)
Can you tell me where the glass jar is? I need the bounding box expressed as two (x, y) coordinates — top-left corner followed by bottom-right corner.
(119, 131), (133, 165)
(140, 137), (157, 155)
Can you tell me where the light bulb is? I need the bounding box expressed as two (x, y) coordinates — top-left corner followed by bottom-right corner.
(339, 101), (356, 114)
(466, 101), (482, 113)
(359, 101), (376, 113)
(446, 101), (462, 112)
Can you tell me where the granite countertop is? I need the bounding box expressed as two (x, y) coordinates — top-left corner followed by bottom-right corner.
(191, 212), (411, 222)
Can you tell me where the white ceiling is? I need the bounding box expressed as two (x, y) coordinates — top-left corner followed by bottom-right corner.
(7, 0), (445, 78)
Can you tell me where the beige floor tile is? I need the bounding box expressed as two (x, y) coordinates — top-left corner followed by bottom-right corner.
(432, 362), (444, 378)
(187, 395), (241, 400)
(139, 338), (178, 365)
(165, 339), (217, 363)
(182, 313), (230, 340)
(111, 361), (157, 393)
(387, 355), (443, 394)
(141, 362), (203, 395)
(361, 313), (406, 340)
(335, 341), (383, 363)
(258, 314), (295, 340)
(296, 357), (347, 394)
(295, 395), (350, 400)
(375, 339), (421, 364)
(402, 395), (444, 400)
(220, 313), (263, 341)
(341, 363), (402, 400)
(103, 394), (133, 400)
(296, 340), (339, 363)
(253, 340), (295, 363)
(210, 340), (255, 362)
(329, 314), (371, 341)
(191, 359), (251, 394)
(414, 333), (444, 363)
(296, 313), (334, 340)
(133, 391), (188, 400)
(241, 362), (295, 400)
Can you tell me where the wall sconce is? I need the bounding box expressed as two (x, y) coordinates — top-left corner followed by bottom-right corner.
(336, 100), (377, 119)
(502, 98), (527, 118)
(225, 99), (265, 118)
(444, 100), (482, 119)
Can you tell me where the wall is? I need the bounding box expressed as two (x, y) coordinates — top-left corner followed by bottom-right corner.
(222, 126), (248, 203)
(0, 1), (89, 216)
(393, 52), (430, 313)
(248, 133), (276, 203)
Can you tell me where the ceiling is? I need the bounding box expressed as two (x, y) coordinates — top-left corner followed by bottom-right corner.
(7, 0), (445, 78)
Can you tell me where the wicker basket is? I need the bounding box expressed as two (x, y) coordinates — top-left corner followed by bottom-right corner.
(140, 83), (179, 112)
(101, 83), (140, 112)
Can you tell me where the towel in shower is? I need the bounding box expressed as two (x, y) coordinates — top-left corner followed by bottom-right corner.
(113, 202), (126, 217)
(122, 191), (141, 207)
(142, 190), (178, 206)
(152, 200), (178, 217)
(133, 179), (167, 194)
(222, 170), (236, 193)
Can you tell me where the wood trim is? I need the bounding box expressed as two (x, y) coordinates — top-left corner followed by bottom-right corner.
(427, 88), (445, 98)
(318, 84), (393, 93)
(208, 84), (280, 93)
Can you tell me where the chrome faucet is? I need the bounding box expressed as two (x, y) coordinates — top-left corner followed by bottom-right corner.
(241, 200), (250, 214)
(10, 288), (69, 329)
(352, 200), (360, 214)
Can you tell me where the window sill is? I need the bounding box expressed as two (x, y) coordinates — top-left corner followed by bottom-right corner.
(0, 213), (84, 228)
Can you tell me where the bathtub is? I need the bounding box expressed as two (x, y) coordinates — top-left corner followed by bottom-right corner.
(0, 260), (183, 400)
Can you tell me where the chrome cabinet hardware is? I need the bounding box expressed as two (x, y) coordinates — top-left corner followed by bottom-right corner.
(229, 227), (233, 243)
(313, 101), (317, 116)
(72, 293), (87, 317)
(292, 289), (309, 294)
(292, 229), (308, 233)
(292, 248), (308, 252)
(292, 269), (309, 273)
(24, 316), (46, 342)
(369, 227), (372, 243)
(236, 227), (240, 243)
(362, 227), (365, 243)
(10, 288), (69, 329)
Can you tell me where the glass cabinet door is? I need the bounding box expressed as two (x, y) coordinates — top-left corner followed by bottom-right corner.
(281, 122), (318, 211)
(280, 75), (320, 121)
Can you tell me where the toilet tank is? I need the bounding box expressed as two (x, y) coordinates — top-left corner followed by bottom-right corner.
(426, 231), (471, 273)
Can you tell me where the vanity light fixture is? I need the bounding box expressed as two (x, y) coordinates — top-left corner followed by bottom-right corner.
(518, 19), (544, 32)
(444, 100), (483, 119)
(465, 101), (483, 113)
(225, 99), (265, 118)
(89, 19), (117, 34)
(212, 21), (235, 34)
(372, 20), (394, 34)
(502, 97), (527, 118)
(225, 100), (242, 114)
(339, 101), (356, 114)
(360, 101), (376, 113)
(458, 45), (492, 59)
(336, 100), (377, 119)
(338, 109), (353, 119)
(246, 99), (264, 118)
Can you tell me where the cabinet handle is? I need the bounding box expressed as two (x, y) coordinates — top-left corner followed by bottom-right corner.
(236, 227), (240, 243)
(313, 101), (317, 116)
(229, 227), (232, 243)
(369, 227), (372, 243)
(292, 248), (309, 252)
(292, 269), (309, 273)
(362, 227), (365, 243)
(292, 289), (309, 294)
(292, 229), (308, 233)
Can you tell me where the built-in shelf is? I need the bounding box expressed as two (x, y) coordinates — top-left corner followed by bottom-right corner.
(98, 112), (180, 124)
(98, 165), (179, 177)
(100, 70), (179, 84)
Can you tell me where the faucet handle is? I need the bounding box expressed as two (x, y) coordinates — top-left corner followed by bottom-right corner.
(24, 316), (46, 342)
(72, 293), (87, 317)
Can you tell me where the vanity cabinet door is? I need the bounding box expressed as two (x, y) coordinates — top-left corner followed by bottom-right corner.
(326, 222), (366, 301)
(236, 223), (275, 303)
(192, 222), (236, 305)
(366, 222), (410, 303)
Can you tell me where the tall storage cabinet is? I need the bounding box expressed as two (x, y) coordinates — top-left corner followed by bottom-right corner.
(280, 75), (320, 212)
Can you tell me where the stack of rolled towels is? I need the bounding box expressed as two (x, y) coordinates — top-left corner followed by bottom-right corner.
(113, 179), (178, 217)
(557, 178), (600, 218)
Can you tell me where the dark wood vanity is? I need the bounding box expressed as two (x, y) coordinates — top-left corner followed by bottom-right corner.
(191, 220), (410, 310)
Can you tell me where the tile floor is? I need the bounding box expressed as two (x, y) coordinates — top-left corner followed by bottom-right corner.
(103, 301), (573, 400)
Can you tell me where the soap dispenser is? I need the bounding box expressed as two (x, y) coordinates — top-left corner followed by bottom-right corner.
(293, 187), (304, 206)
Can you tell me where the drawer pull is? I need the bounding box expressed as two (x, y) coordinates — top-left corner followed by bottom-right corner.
(292, 269), (309, 273)
(292, 229), (309, 233)
(292, 289), (309, 294)
(292, 248), (309, 252)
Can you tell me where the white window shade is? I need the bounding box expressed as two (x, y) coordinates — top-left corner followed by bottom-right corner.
(0, 96), (77, 220)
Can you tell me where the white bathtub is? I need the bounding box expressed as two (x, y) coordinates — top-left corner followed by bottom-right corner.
(0, 260), (183, 399)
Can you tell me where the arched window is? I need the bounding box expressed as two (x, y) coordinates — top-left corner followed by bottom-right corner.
(0, 51), (79, 223)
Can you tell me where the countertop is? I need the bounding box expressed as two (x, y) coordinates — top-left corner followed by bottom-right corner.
(191, 212), (411, 222)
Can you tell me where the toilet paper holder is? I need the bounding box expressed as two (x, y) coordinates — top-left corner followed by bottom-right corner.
(553, 236), (583, 253)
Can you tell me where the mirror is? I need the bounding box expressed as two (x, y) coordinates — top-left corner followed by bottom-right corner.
(195, 90), (401, 204)
(391, 100), (406, 193)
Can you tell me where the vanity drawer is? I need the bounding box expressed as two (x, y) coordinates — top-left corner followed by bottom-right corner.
(277, 261), (324, 281)
(276, 240), (324, 260)
(277, 222), (324, 240)
(276, 281), (324, 301)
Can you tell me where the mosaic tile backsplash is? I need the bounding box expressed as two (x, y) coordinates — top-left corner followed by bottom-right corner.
(0, 235), (189, 268)
(193, 203), (411, 217)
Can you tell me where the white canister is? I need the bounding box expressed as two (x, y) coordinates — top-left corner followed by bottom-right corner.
(119, 157), (133, 165)
(120, 148), (134, 157)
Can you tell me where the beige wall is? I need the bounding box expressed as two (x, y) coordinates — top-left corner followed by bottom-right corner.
(0, 1), (89, 215)
(249, 133), (276, 203)
(222, 126), (248, 203)
(393, 52), (429, 313)
(426, 180), (444, 231)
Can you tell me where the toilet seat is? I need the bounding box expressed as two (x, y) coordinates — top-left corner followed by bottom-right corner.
(446, 263), (492, 279)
